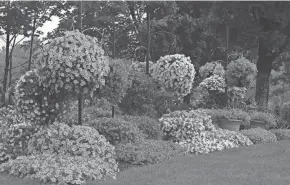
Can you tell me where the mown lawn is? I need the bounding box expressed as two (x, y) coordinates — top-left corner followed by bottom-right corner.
(1, 140), (290, 185)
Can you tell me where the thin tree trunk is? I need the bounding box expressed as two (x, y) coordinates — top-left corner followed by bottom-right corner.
(28, 15), (36, 71)
(78, 0), (83, 125)
(3, 29), (10, 106)
(111, 24), (116, 118)
(8, 37), (16, 105)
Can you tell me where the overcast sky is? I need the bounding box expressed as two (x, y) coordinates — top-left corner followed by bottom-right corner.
(0, 16), (60, 48)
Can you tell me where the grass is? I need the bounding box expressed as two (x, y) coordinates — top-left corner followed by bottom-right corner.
(1, 140), (290, 185)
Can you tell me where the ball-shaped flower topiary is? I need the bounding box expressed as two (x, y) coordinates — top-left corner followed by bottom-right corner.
(33, 30), (110, 97)
(199, 61), (225, 79)
(198, 75), (226, 94)
(14, 70), (67, 124)
(225, 57), (257, 88)
(152, 54), (196, 97)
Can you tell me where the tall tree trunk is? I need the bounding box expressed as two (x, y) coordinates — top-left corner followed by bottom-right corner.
(3, 29), (10, 105)
(255, 38), (275, 109)
(8, 37), (16, 105)
(78, 0), (83, 125)
(28, 15), (36, 71)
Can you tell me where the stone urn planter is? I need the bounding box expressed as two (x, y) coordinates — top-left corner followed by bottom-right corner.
(218, 118), (243, 131)
(250, 120), (266, 129)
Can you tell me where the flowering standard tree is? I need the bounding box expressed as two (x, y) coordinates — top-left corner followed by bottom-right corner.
(152, 54), (196, 99)
(14, 30), (110, 124)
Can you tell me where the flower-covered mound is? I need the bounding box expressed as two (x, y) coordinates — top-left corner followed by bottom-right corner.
(152, 54), (196, 97)
(159, 109), (253, 154)
(199, 61), (225, 79)
(198, 75), (226, 93)
(0, 122), (118, 185)
(270, 129), (290, 141)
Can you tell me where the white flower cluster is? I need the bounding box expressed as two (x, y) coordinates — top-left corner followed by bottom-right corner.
(159, 109), (253, 154)
(198, 75), (226, 93)
(152, 54), (196, 97)
(33, 30), (110, 96)
(0, 122), (119, 184)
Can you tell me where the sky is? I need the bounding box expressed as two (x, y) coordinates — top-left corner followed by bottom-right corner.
(0, 16), (60, 48)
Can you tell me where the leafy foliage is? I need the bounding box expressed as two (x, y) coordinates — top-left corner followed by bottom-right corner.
(214, 109), (251, 125)
(269, 129), (290, 141)
(87, 117), (145, 146)
(199, 61), (225, 79)
(120, 115), (162, 140)
(226, 57), (257, 88)
(240, 128), (277, 144)
(115, 139), (187, 165)
(281, 102), (290, 127)
(249, 111), (277, 128)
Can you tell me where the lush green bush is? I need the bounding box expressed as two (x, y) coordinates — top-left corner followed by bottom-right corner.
(199, 61), (225, 79)
(0, 122), (119, 185)
(240, 128), (277, 144)
(225, 57), (257, 88)
(87, 117), (145, 145)
(281, 102), (290, 128)
(269, 129), (290, 140)
(120, 115), (162, 140)
(97, 58), (131, 105)
(115, 139), (187, 165)
(214, 108), (251, 125)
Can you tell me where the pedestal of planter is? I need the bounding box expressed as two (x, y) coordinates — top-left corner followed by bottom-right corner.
(218, 118), (242, 131)
(250, 120), (266, 129)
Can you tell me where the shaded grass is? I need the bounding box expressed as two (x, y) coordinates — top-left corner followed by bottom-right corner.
(1, 141), (290, 185)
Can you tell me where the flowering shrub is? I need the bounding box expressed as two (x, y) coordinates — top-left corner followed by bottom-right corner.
(97, 58), (131, 105)
(159, 109), (216, 142)
(0, 153), (117, 185)
(0, 121), (37, 164)
(179, 129), (253, 154)
(87, 117), (145, 145)
(152, 54), (196, 97)
(159, 109), (253, 154)
(14, 70), (67, 124)
(0, 122), (119, 184)
(225, 57), (257, 88)
(0, 106), (37, 164)
(120, 115), (162, 140)
(240, 128), (277, 144)
(115, 139), (187, 165)
(33, 30), (110, 97)
(198, 75), (226, 93)
(270, 129), (290, 140)
(199, 61), (225, 79)
(281, 102), (290, 128)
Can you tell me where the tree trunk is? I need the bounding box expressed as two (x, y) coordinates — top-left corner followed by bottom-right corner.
(2, 29), (10, 105)
(8, 37), (16, 105)
(28, 15), (36, 71)
(255, 38), (275, 109)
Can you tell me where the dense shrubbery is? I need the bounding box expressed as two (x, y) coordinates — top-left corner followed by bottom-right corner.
(0, 122), (118, 184)
(199, 61), (225, 79)
(269, 129), (290, 141)
(120, 115), (162, 140)
(159, 109), (253, 154)
(119, 62), (178, 118)
(115, 139), (187, 165)
(281, 102), (290, 128)
(87, 117), (145, 145)
(240, 128), (277, 144)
